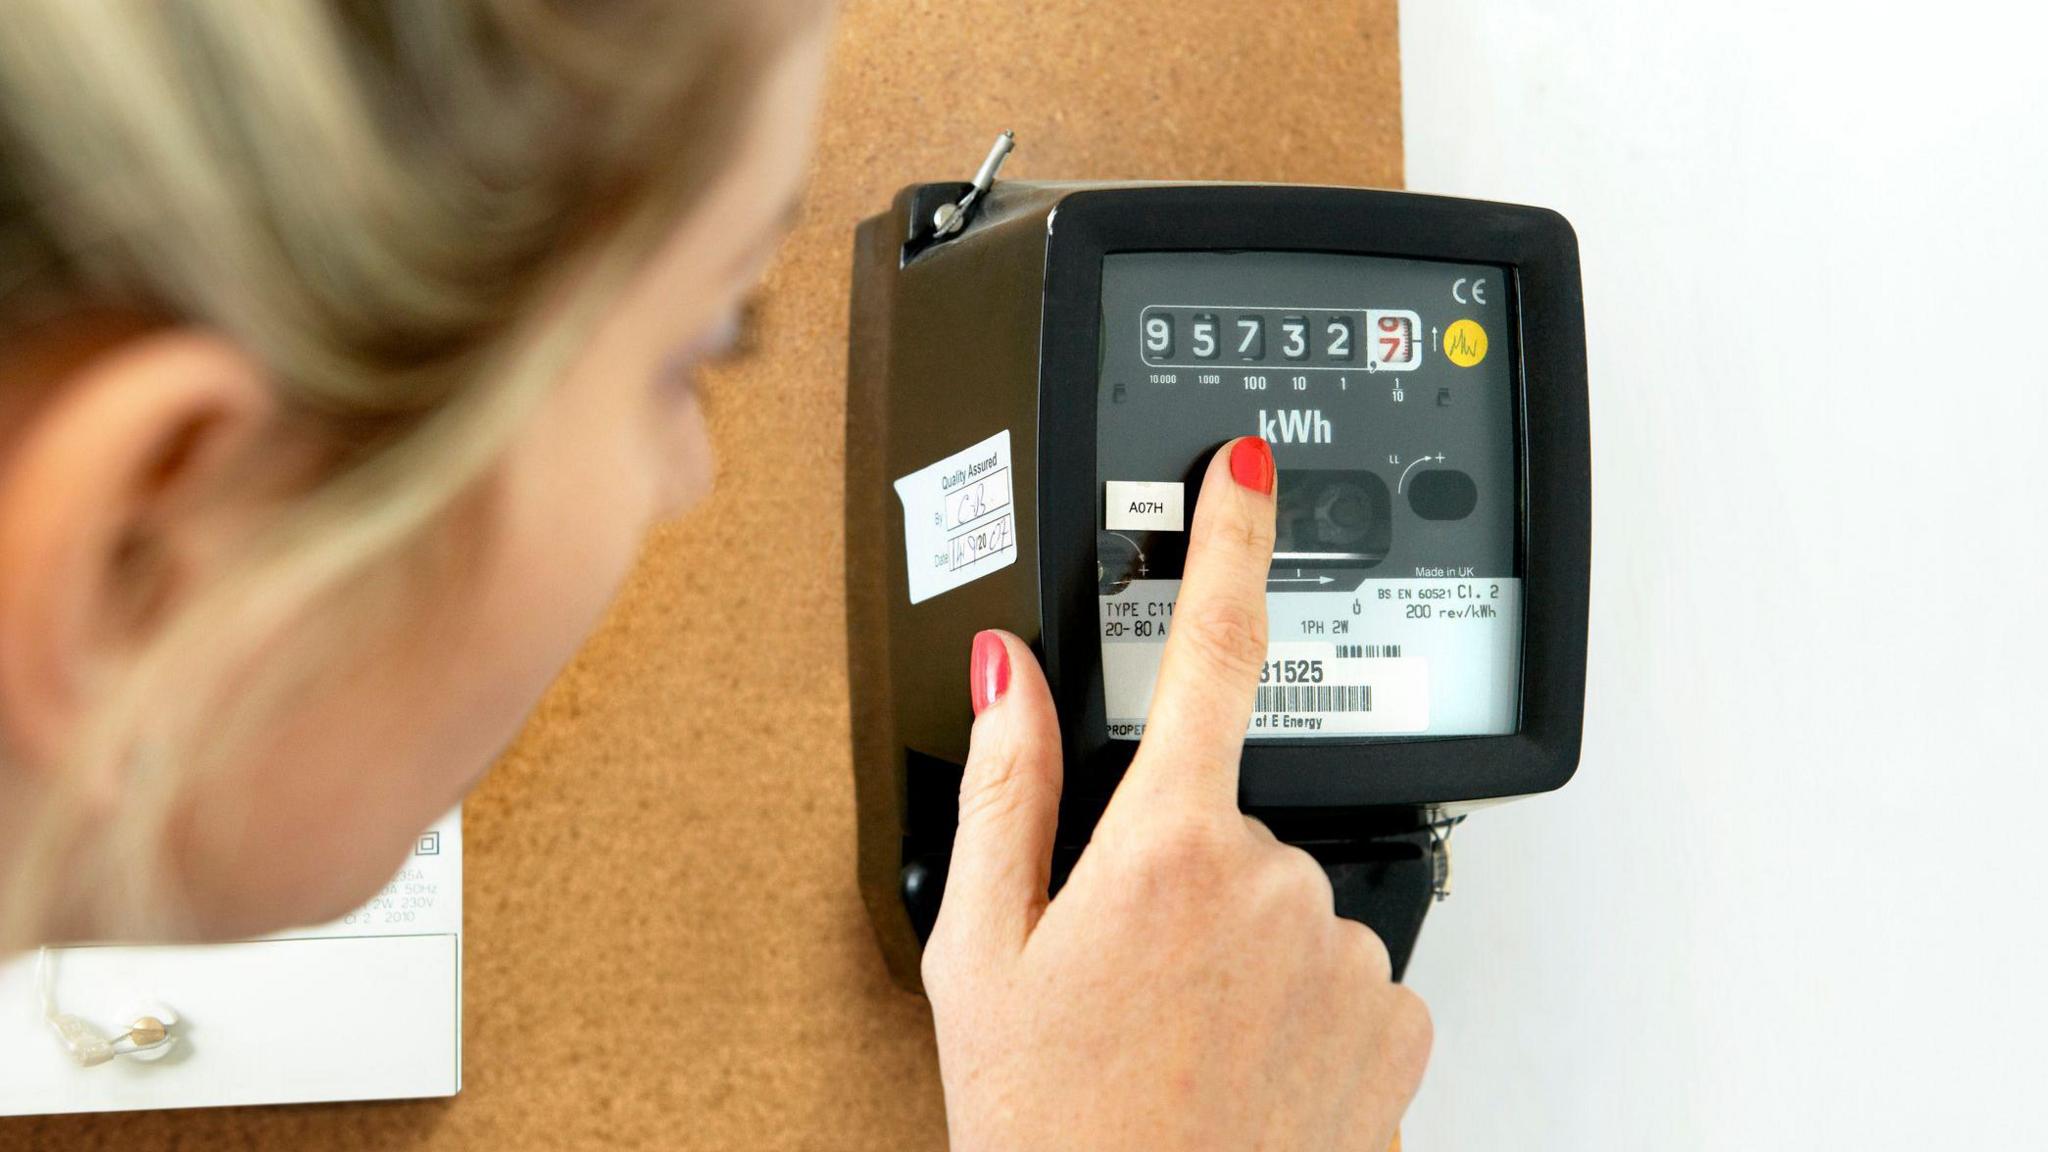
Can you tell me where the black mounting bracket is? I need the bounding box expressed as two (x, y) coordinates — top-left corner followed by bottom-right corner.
(899, 824), (1448, 982)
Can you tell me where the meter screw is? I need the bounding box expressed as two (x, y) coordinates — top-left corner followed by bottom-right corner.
(931, 131), (1016, 238)
(1429, 816), (1464, 902)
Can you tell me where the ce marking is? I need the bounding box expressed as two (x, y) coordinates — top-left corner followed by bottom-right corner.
(1452, 277), (1488, 305)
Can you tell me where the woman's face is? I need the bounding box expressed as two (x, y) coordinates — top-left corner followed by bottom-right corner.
(153, 24), (833, 938)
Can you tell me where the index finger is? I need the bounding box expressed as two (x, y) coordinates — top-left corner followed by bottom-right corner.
(1108, 436), (1277, 816)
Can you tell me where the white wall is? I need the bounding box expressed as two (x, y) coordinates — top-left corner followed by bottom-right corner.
(1398, 3), (2048, 1147)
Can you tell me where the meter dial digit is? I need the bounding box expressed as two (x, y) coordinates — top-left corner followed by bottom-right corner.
(1233, 314), (1265, 361)
(1365, 309), (1422, 371)
(1143, 312), (1174, 359)
(1190, 313), (1219, 359)
(1280, 316), (1310, 361)
(1323, 316), (1355, 361)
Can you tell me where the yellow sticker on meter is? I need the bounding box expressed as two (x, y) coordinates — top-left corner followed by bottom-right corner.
(1444, 318), (1488, 367)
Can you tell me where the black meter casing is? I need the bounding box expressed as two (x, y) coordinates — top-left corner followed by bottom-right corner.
(847, 181), (1589, 992)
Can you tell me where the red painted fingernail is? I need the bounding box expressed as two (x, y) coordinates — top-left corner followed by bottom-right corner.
(970, 631), (1011, 716)
(1229, 436), (1275, 495)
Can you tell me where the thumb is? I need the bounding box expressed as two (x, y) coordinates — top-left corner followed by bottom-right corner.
(930, 630), (1065, 965)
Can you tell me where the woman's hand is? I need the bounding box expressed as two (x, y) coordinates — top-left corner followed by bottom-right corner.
(925, 437), (1432, 1152)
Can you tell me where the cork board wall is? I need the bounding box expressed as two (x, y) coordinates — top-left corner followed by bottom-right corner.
(8, 2), (1401, 1149)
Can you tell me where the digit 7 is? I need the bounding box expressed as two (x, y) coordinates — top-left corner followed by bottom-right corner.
(1376, 314), (1407, 363)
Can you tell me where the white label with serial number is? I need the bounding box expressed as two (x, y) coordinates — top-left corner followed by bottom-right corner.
(1102, 635), (1429, 738)
(894, 430), (1018, 604)
(1100, 577), (1521, 740)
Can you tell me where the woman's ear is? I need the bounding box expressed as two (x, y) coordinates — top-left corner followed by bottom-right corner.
(0, 328), (279, 775)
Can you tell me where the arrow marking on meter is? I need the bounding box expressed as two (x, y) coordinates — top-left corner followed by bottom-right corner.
(1396, 453), (1446, 494)
(1269, 576), (1336, 585)
(1106, 531), (1150, 576)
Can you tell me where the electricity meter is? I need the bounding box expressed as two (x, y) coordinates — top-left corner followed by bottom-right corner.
(846, 137), (1589, 990)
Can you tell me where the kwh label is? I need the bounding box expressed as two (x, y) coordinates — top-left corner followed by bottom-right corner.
(1258, 409), (1332, 444)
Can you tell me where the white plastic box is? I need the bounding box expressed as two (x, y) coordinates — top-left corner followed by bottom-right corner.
(0, 809), (461, 1115)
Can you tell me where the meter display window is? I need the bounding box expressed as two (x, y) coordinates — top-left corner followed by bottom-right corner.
(1096, 251), (1522, 741)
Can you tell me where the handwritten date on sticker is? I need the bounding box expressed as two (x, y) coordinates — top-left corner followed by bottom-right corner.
(893, 430), (1018, 605)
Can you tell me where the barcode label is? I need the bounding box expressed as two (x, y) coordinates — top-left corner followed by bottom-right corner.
(1255, 684), (1374, 713)
(1334, 644), (1401, 658)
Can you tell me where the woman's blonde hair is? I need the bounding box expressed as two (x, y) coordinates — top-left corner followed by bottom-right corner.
(0, 0), (816, 947)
